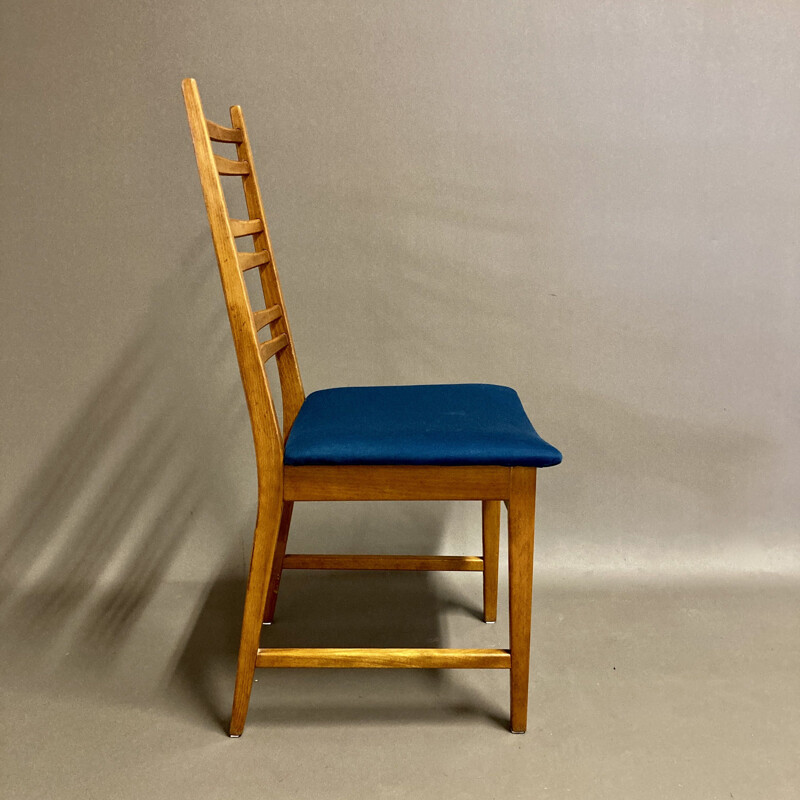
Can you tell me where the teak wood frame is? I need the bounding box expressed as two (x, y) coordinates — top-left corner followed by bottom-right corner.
(182, 79), (538, 735)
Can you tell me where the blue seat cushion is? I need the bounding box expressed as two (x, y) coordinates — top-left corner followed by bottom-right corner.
(284, 384), (562, 467)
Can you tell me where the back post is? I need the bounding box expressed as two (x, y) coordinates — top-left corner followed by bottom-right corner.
(181, 79), (305, 479)
(229, 104), (305, 436)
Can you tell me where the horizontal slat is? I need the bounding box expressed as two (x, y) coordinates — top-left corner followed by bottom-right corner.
(255, 648), (511, 669)
(253, 304), (282, 331)
(229, 218), (264, 237)
(215, 153), (250, 175)
(205, 118), (244, 143)
(284, 465), (512, 501)
(282, 554), (484, 571)
(259, 333), (288, 362)
(237, 250), (271, 271)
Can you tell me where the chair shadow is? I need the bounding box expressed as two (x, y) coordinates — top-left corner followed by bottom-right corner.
(169, 564), (506, 733)
(0, 234), (251, 686)
(0, 220), (501, 726)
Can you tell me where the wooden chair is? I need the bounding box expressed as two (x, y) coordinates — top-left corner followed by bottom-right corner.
(181, 78), (562, 735)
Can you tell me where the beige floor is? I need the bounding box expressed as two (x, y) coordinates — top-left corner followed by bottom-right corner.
(2, 571), (798, 799)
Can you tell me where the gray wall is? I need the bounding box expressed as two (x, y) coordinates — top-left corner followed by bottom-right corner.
(2, 1), (798, 594)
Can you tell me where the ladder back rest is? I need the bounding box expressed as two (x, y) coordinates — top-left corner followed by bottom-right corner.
(182, 79), (305, 467)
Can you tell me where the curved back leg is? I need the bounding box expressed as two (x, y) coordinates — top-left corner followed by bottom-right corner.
(482, 500), (501, 623)
(230, 494), (285, 737)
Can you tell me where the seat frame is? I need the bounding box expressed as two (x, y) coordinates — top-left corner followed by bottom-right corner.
(182, 79), (539, 735)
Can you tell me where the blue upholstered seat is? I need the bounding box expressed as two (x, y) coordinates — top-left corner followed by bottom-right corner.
(284, 384), (562, 467)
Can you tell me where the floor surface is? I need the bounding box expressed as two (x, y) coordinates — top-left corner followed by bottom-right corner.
(2, 571), (798, 799)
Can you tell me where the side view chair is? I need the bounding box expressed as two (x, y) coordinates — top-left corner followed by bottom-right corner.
(182, 78), (562, 735)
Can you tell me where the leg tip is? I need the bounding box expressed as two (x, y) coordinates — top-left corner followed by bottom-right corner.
(510, 729), (526, 735)
(229, 733), (241, 738)
(484, 619), (496, 624)
(262, 621), (272, 626)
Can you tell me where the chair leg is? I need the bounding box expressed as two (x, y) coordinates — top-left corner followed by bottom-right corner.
(230, 496), (283, 737)
(262, 501), (294, 623)
(507, 467), (537, 734)
(482, 500), (500, 623)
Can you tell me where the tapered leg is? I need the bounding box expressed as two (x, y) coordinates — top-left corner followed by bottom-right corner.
(262, 501), (294, 623)
(482, 500), (500, 623)
(508, 467), (537, 734)
(230, 496), (283, 737)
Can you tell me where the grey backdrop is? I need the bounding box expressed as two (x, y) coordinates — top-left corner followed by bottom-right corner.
(2, 1), (797, 581)
(1, 3), (799, 796)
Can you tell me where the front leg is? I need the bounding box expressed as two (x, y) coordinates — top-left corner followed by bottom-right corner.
(507, 467), (536, 734)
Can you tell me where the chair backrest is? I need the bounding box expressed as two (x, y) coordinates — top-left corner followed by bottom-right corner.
(182, 78), (304, 472)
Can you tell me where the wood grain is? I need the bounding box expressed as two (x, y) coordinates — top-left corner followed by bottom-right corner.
(229, 218), (264, 237)
(482, 500), (501, 623)
(259, 333), (288, 362)
(508, 467), (536, 733)
(262, 501), (294, 624)
(205, 118), (243, 143)
(214, 153), (250, 175)
(282, 554), (484, 571)
(253, 304), (282, 331)
(230, 104), (306, 437)
(237, 250), (271, 271)
(256, 648), (511, 669)
(284, 465), (511, 501)
(183, 79), (285, 738)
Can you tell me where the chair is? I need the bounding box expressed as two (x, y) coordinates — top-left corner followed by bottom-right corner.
(181, 78), (562, 735)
